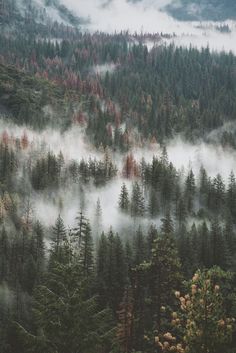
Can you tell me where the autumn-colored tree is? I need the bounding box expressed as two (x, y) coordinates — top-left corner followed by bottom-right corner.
(122, 153), (139, 179)
(20, 131), (29, 150)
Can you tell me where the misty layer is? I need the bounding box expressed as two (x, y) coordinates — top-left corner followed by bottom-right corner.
(0, 3), (236, 352)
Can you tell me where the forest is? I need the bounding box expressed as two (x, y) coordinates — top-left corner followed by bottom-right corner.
(166, 0), (236, 21)
(0, 0), (236, 353)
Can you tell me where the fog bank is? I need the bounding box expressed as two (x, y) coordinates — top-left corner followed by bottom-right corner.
(60, 0), (236, 53)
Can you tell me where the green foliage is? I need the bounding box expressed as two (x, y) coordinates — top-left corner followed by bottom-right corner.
(16, 262), (115, 353)
(0, 64), (67, 128)
(154, 267), (235, 353)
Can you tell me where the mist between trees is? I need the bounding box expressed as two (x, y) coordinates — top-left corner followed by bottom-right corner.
(0, 4), (236, 350)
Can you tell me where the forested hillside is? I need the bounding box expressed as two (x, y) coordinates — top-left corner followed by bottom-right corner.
(166, 0), (236, 21)
(0, 1), (236, 353)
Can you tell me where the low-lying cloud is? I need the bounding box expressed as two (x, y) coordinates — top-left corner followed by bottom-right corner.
(2, 119), (236, 234)
(59, 0), (236, 54)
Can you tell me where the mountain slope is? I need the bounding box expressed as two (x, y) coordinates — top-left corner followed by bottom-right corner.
(0, 0), (87, 28)
(166, 0), (236, 21)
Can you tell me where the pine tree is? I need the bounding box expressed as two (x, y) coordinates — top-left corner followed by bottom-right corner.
(148, 188), (159, 218)
(213, 174), (225, 214)
(133, 227), (147, 266)
(117, 287), (134, 353)
(199, 165), (208, 206)
(96, 232), (108, 306)
(185, 169), (196, 213)
(210, 219), (229, 269)
(94, 198), (103, 238)
(175, 196), (187, 228)
(156, 268), (234, 353)
(73, 211), (87, 249)
(79, 221), (94, 278)
(160, 145), (168, 166)
(130, 182), (145, 217)
(16, 262), (115, 353)
(50, 215), (67, 264)
(23, 255), (37, 294)
(226, 171), (236, 219)
(223, 215), (236, 266)
(161, 210), (174, 235)
(0, 226), (9, 282)
(147, 224), (158, 258)
(119, 183), (129, 212)
(96, 230), (126, 314)
(149, 234), (182, 331)
(33, 221), (45, 275)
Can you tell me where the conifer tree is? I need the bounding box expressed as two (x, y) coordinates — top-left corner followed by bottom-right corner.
(50, 215), (67, 264)
(96, 232), (108, 306)
(117, 287), (134, 353)
(161, 211), (174, 235)
(185, 169), (196, 213)
(148, 189), (159, 218)
(210, 219), (229, 269)
(156, 268), (234, 353)
(16, 262), (115, 353)
(119, 183), (129, 212)
(79, 221), (94, 278)
(213, 174), (225, 214)
(33, 221), (45, 274)
(226, 171), (236, 219)
(0, 226), (9, 282)
(133, 226), (147, 266)
(130, 182), (145, 218)
(175, 196), (187, 228)
(149, 233), (182, 331)
(199, 165), (208, 206)
(94, 198), (103, 238)
(73, 211), (87, 249)
(198, 221), (211, 268)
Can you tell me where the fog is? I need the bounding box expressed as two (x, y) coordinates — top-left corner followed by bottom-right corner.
(60, 0), (236, 53)
(1, 118), (236, 233)
(173, 21), (236, 53)
(93, 63), (117, 76)
(2, 120), (236, 180)
(0, 120), (98, 161)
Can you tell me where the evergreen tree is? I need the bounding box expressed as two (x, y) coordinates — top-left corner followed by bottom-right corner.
(96, 232), (109, 306)
(0, 226), (9, 282)
(73, 211), (87, 249)
(210, 219), (229, 269)
(96, 230), (126, 314)
(185, 169), (196, 213)
(130, 182), (145, 217)
(156, 268), (234, 353)
(33, 221), (45, 275)
(199, 165), (209, 206)
(213, 174), (225, 214)
(117, 287), (134, 353)
(175, 196), (187, 228)
(148, 188), (159, 218)
(161, 210), (174, 235)
(146, 233), (182, 341)
(79, 221), (94, 278)
(94, 198), (102, 239)
(198, 221), (210, 268)
(50, 215), (67, 265)
(119, 183), (129, 212)
(16, 262), (115, 353)
(133, 226), (147, 266)
(226, 171), (236, 220)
